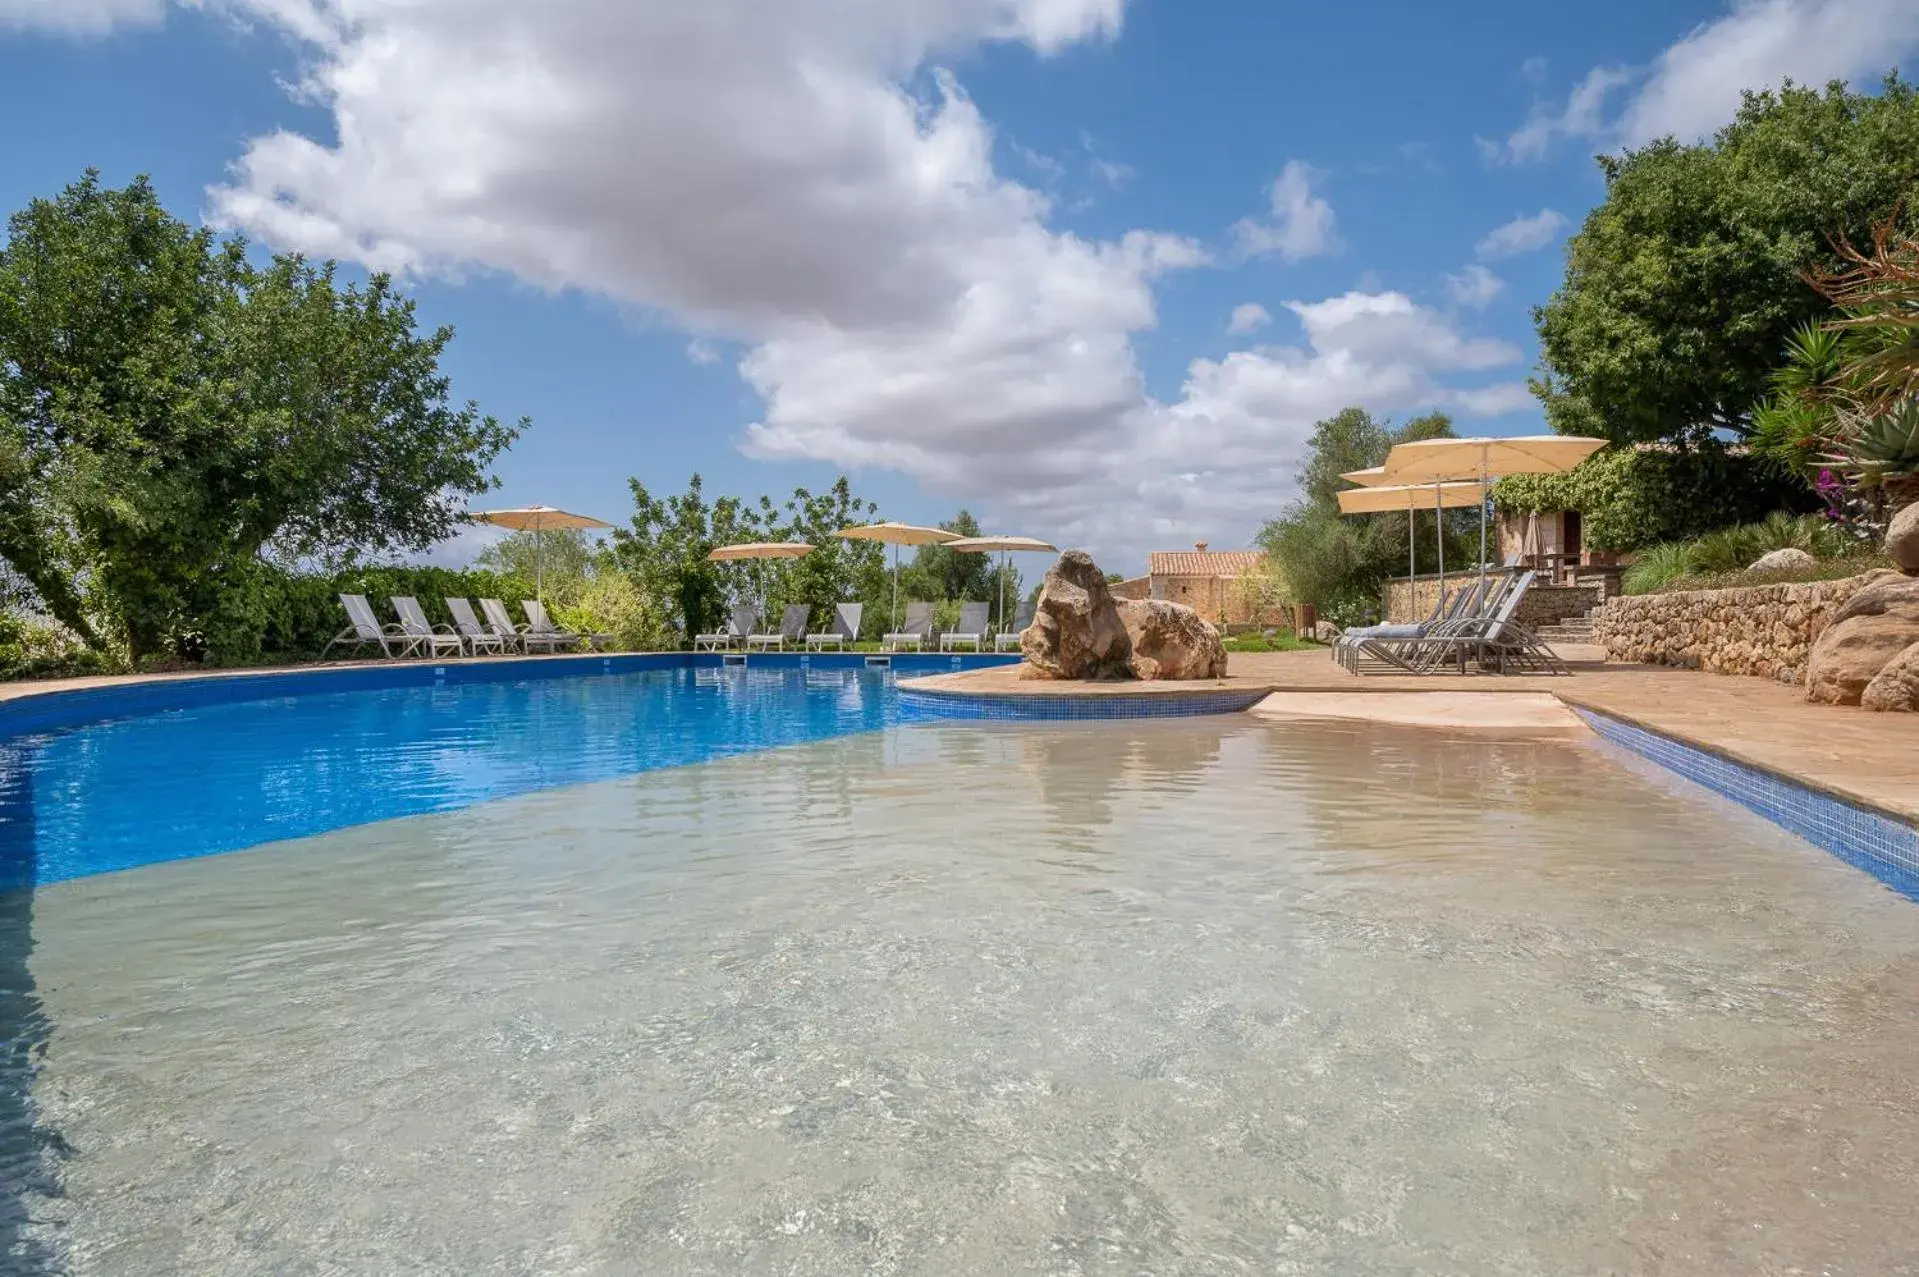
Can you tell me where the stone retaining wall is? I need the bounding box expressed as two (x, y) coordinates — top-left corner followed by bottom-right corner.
(1593, 574), (1882, 684)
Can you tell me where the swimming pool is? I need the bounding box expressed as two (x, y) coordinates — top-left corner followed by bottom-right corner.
(4, 663), (1917, 1272)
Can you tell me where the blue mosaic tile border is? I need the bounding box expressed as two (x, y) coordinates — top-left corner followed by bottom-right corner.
(1572, 706), (1919, 902)
(0, 651), (1023, 741)
(897, 686), (1269, 721)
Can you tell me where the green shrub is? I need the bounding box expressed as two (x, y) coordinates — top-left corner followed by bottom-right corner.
(551, 572), (671, 651)
(195, 560), (537, 666)
(0, 611), (121, 680)
(1493, 445), (1812, 553)
(1620, 513), (1871, 595)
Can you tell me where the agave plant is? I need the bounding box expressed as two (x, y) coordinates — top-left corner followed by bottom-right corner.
(1824, 398), (1919, 509)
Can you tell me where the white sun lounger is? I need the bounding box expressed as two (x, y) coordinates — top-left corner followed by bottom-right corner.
(748, 603), (811, 651)
(696, 605), (758, 652)
(321, 593), (420, 659)
(480, 597), (564, 654)
(995, 598), (1036, 652)
(391, 596), (465, 659)
(806, 602), (863, 651)
(446, 597), (506, 656)
(940, 601), (992, 652)
(883, 601), (934, 652)
(523, 599), (603, 652)
(475, 598), (528, 654)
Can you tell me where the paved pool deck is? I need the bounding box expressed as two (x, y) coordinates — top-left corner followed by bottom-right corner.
(904, 647), (1919, 826)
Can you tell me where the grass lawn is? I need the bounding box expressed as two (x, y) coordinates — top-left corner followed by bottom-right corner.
(1222, 633), (1323, 654)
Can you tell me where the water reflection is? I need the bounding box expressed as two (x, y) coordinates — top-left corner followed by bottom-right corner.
(0, 748), (59, 1274)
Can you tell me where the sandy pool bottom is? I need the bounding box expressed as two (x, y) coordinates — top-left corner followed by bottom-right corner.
(7, 717), (1918, 1275)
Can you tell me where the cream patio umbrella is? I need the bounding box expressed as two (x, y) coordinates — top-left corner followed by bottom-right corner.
(1379, 435), (1607, 575)
(832, 522), (961, 632)
(473, 505), (614, 604)
(707, 541), (815, 630)
(1337, 481), (1487, 609)
(944, 535), (1060, 633)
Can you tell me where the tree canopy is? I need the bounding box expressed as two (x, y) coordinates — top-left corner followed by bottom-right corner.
(0, 172), (521, 659)
(1533, 76), (1919, 444)
(1256, 409), (1468, 624)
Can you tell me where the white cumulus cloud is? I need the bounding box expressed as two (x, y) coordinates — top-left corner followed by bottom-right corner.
(1475, 210), (1568, 260)
(1226, 303), (1271, 335)
(39, 0), (1529, 564)
(1445, 264), (1504, 309)
(1489, 0), (1919, 163)
(1232, 161), (1339, 263)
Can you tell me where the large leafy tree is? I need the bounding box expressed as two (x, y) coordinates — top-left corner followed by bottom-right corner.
(0, 172), (522, 659)
(1534, 76), (1919, 443)
(613, 473), (887, 638)
(1257, 409), (1468, 624)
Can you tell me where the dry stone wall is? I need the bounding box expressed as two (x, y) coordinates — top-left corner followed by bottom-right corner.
(1593, 574), (1883, 685)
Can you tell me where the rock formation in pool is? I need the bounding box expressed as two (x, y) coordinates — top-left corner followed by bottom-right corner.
(1020, 550), (1228, 681)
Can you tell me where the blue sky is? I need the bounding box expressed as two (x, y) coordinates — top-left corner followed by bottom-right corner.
(3, 0), (1915, 571)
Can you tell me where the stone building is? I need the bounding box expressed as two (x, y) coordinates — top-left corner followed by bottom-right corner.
(1137, 544), (1273, 626)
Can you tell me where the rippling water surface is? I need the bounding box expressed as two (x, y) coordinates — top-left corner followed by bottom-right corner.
(5, 707), (1918, 1274)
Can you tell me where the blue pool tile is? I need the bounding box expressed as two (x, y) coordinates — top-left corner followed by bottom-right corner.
(1573, 707), (1919, 901)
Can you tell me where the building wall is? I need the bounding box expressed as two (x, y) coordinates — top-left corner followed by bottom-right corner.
(1594, 573), (1883, 685)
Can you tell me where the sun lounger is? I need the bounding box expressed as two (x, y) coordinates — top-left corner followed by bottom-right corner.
(748, 603), (811, 651)
(883, 601), (934, 652)
(485, 596), (566, 655)
(806, 603), (863, 651)
(1337, 576), (1503, 674)
(391, 596), (465, 659)
(446, 597), (506, 656)
(523, 599), (604, 652)
(321, 593), (421, 659)
(696, 605), (758, 652)
(940, 601), (992, 652)
(995, 599), (1036, 652)
(1419, 572), (1568, 675)
(477, 598), (530, 654)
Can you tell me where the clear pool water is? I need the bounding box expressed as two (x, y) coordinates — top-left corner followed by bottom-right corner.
(2, 666), (917, 885)
(3, 677), (1917, 1273)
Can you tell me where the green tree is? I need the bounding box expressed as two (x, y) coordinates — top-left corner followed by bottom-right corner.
(1533, 76), (1919, 443)
(476, 528), (597, 606)
(898, 510), (994, 604)
(1256, 409), (1469, 624)
(612, 473), (748, 640)
(778, 477), (884, 630)
(0, 172), (521, 660)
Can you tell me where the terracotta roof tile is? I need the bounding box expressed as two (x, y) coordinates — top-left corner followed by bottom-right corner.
(1148, 550), (1264, 577)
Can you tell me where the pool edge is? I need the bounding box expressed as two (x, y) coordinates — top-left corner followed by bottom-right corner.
(1568, 704), (1919, 900)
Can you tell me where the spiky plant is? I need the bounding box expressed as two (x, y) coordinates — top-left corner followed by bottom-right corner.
(1825, 398), (1919, 509)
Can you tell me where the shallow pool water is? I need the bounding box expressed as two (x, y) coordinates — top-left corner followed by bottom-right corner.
(5, 713), (1916, 1274)
(1, 666), (913, 884)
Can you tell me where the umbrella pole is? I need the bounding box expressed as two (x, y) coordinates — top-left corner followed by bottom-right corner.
(891, 543), (899, 633)
(1434, 481), (1445, 611)
(1478, 459), (1489, 578)
(536, 527), (543, 605)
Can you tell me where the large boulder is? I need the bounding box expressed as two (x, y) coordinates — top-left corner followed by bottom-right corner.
(1888, 502), (1919, 575)
(1747, 547), (1817, 574)
(1804, 573), (1919, 706)
(1116, 599), (1228, 680)
(1312, 620), (1341, 644)
(1020, 550), (1133, 680)
(1862, 638), (1919, 712)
